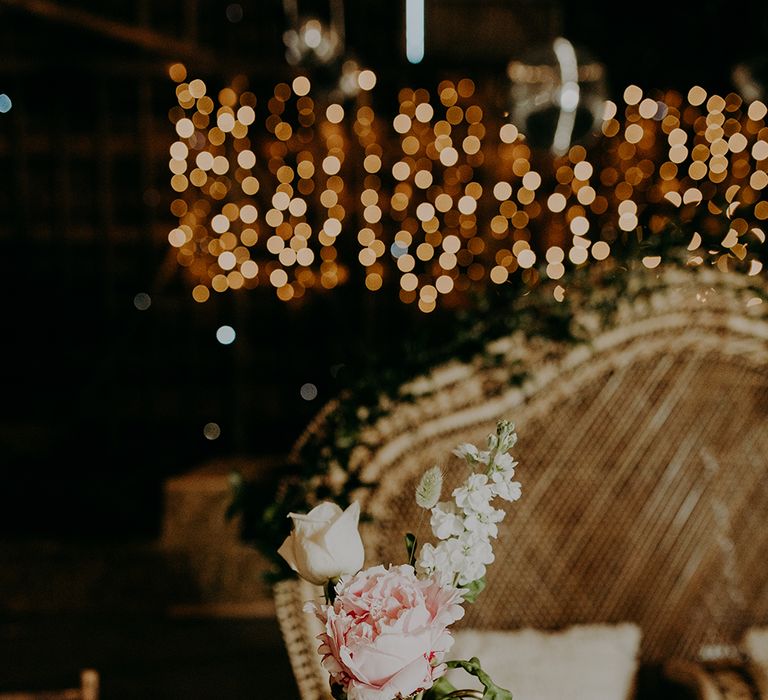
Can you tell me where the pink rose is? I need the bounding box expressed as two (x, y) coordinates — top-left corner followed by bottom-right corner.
(306, 564), (465, 700)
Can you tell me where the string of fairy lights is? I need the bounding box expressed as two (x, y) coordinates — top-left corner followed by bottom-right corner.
(167, 63), (768, 313)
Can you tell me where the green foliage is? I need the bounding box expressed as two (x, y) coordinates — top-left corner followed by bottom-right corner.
(444, 658), (513, 700)
(423, 676), (457, 699)
(461, 576), (486, 604)
(405, 532), (418, 566)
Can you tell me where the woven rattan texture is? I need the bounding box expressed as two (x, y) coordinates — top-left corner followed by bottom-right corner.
(358, 271), (768, 665)
(274, 578), (328, 700)
(275, 266), (768, 698)
(363, 345), (768, 664)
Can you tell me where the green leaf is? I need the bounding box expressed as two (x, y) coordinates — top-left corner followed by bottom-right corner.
(405, 532), (418, 566)
(422, 675), (457, 699)
(461, 576), (486, 603)
(445, 658), (513, 700)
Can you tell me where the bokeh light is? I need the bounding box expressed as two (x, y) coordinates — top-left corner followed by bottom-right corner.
(300, 382), (318, 400)
(216, 325), (236, 344)
(203, 422), (221, 440)
(169, 70), (768, 311)
(133, 292), (152, 311)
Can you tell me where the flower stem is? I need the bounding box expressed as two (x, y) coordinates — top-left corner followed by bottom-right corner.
(324, 577), (339, 605)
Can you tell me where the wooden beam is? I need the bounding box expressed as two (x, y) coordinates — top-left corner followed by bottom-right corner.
(0, 0), (216, 65)
(0, 55), (290, 81)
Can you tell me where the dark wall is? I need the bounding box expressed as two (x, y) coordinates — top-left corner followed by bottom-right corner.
(1, 0), (765, 539)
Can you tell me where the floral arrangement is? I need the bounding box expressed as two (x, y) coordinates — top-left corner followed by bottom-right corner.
(277, 419), (521, 700)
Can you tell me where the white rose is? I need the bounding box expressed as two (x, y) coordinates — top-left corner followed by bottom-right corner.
(277, 501), (365, 585)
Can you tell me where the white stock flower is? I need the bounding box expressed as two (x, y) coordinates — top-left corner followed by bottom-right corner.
(489, 478), (522, 502)
(494, 420), (517, 452)
(451, 532), (494, 585)
(459, 531), (495, 565)
(476, 450), (491, 466)
(417, 542), (452, 583)
(490, 452), (517, 476)
(456, 559), (487, 587)
(463, 506), (505, 539)
(419, 528), (498, 587)
(430, 501), (465, 540)
(452, 473), (494, 514)
(452, 442), (481, 463)
(416, 419), (522, 591)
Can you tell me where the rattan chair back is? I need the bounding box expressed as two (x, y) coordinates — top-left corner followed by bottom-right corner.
(275, 265), (768, 700)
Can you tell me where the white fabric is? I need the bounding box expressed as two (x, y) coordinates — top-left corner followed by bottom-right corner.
(445, 623), (642, 700)
(742, 627), (768, 698)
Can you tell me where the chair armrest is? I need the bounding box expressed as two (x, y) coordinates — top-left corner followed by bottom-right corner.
(664, 658), (760, 700)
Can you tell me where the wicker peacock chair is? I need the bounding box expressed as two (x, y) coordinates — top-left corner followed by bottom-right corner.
(273, 262), (768, 700)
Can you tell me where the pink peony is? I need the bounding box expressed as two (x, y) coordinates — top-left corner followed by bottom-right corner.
(305, 564), (465, 700)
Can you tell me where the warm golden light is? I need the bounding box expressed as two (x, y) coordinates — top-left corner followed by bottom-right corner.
(169, 68), (768, 309)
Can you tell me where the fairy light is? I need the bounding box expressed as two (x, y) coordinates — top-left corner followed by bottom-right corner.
(405, 0), (425, 65)
(168, 66), (768, 310)
(552, 37), (580, 156)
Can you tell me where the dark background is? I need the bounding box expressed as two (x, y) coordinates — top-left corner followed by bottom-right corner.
(2, 0), (767, 541)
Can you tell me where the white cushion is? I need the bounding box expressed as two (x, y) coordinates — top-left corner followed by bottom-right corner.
(742, 627), (768, 698)
(445, 623), (642, 700)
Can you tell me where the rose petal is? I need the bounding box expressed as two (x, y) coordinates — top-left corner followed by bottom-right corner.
(289, 502), (342, 536)
(277, 535), (298, 572)
(294, 538), (345, 584)
(385, 655), (433, 697)
(347, 629), (431, 684)
(322, 501), (365, 575)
